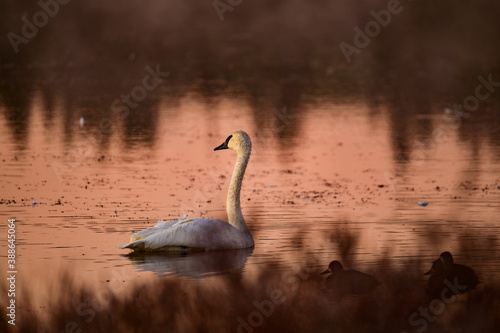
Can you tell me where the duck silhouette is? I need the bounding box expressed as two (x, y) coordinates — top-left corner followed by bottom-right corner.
(322, 261), (380, 298)
(425, 251), (480, 298)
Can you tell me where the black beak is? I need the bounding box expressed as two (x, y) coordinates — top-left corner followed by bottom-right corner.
(214, 142), (228, 151)
(424, 269), (432, 275)
(321, 268), (330, 275)
(214, 135), (232, 151)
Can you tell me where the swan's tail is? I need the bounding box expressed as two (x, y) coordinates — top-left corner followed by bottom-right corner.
(120, 240), (146, 251)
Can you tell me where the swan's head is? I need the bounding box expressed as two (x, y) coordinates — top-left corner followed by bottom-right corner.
(214, 131), (252, 154)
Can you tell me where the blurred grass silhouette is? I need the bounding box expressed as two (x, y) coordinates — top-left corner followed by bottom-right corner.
(2, 246), (499, 332)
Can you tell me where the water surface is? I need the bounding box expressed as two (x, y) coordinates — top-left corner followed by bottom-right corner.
(1, 91), (499, 294)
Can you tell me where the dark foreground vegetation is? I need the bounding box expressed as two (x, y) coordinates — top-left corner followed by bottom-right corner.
(2, 257), (499, 333)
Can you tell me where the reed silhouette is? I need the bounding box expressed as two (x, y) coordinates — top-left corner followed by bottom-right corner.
(2, 249), (499, 333)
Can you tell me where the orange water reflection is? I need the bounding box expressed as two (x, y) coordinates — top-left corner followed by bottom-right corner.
(0, 94), (500, 318)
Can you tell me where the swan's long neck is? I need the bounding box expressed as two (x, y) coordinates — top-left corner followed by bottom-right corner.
(227, 146), (251, 233)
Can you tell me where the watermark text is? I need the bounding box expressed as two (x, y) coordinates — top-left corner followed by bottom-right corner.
(6, 218), (17, 326)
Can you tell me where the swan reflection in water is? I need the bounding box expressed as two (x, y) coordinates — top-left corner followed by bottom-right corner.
(123, 247), (254, 278)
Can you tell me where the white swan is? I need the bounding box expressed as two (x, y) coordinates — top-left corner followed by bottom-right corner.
(120, 130), (254, 252)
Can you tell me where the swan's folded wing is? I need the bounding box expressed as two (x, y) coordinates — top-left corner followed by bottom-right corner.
(122, 215), (189, 244)
(120, 218), (250, 251)
(119, 220), (201, 251)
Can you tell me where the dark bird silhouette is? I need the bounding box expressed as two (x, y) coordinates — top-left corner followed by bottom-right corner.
(322, 261), (380, 298)
(425, 251), (480, 298)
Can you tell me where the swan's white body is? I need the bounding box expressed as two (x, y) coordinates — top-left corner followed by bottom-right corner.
(120, 131), (254, 252)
